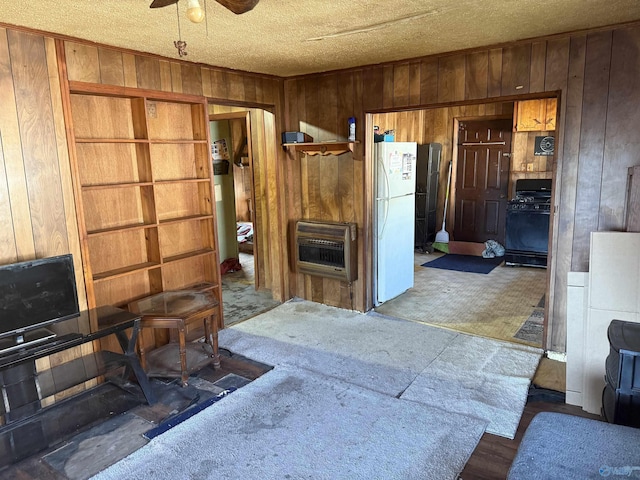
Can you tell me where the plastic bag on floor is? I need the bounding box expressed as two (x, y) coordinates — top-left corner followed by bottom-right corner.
(482, 240), (505, 258)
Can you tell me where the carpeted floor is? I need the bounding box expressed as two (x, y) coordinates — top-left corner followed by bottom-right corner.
(91, 300), (542, 479)
(376, 252), (547, 347)
(220, 300), (542, 439)
(93, 366), (488, 480)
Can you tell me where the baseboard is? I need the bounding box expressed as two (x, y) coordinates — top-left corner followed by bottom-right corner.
(565, 390), (583, 406)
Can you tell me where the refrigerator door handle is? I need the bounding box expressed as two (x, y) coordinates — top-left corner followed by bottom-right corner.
(377, 159), (391, 238)
(377, 197), (389, 239)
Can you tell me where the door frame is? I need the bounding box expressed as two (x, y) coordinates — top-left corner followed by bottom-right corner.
(365, 96), (560, 350)
(208, 110), (261, 290)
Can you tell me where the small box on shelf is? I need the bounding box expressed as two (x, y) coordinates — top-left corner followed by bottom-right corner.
(282, 131), (313, 144)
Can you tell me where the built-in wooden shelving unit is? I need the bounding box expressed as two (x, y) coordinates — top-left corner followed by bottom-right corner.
(67, 89), (223, 332)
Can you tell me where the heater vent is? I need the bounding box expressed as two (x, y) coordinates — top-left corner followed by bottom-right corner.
(295, 220), (357, 282)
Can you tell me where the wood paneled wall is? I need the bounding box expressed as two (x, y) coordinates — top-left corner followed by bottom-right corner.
(0, 28), (91, 403)
(63, 41), (280, 106)
(283, 73), (366, 311)
(284, 24), (640, 352)
(4, 23), (640, 355)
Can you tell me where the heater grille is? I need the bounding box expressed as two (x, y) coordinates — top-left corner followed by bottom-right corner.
(295, 221), (357, 282)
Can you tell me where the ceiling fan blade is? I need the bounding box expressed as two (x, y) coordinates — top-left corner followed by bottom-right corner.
(150, 0), (179, 8)
(214, 0), (259, 14)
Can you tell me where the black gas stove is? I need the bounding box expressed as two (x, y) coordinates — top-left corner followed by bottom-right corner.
(505, 179), (552, 267)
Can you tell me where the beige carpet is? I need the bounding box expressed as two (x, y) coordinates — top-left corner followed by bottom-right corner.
(375, 252), (547, 347)
(220, 299), (542, 439)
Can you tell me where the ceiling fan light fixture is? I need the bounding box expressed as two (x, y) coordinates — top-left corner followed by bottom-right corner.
(186, 0), (205, 23)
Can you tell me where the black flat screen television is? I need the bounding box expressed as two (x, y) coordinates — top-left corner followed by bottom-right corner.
(0, 254), (79, 349)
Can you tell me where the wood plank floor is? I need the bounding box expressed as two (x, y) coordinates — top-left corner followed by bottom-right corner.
(460, 400), (602, 479)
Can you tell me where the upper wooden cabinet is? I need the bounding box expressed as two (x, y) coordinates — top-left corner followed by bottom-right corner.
(68, 90), (223, 330)
(514, 98), (557, 132)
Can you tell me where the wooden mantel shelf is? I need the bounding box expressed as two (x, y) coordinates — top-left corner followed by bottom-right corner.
(283, 141), (359, 156)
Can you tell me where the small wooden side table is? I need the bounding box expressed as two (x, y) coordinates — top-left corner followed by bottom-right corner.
(128, 290), (221, 387)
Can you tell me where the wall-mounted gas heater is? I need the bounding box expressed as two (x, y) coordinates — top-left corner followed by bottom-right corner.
(295, 220), (357, 282)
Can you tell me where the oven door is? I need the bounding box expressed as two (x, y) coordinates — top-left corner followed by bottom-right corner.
(505, 207), (550, 255)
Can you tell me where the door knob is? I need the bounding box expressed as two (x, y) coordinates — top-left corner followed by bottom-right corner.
(500, 193), (506, 199)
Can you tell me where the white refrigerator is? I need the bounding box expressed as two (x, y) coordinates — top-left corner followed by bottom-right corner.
(374, 142), (417, 305)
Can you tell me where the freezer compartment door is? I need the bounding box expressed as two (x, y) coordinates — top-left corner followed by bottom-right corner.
(376, 194), (415, 304)
(376, 142), (417, 198)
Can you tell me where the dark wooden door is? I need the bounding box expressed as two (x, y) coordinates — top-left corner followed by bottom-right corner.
(454, 119), (512, 244)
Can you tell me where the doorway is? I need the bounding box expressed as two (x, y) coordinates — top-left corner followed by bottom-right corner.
(371, 100), (555, 348)
(454, 119), (512, 245)
(208, 111), (279, 326)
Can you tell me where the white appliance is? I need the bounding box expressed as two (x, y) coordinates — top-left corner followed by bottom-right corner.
(375, 141), (417, 305)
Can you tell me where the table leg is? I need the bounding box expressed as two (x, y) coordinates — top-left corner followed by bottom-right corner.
(178, 324), (188, 387)
(204, 314), (221, 369)
(136, 332), (147, 371)
(114, 322), (156, 405)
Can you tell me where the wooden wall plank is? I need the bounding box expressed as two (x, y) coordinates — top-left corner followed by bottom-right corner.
(382, 65), (394, 109)
(363, 66), (384, 112)
(529, 41), (547, 93)
(97, 48), (124, 86)
(8, 30), (68, 257)
(159, 60), (173, 92)
(571, 31), (613, 271)
(227, 72), (245, 101)
(284, 79), (302, 296)
(0, 137), (18, 264)
(548, 35), (585, 352)
(243, 76), (257, 103)
(0, 29), (34, 261)
(252, 109), (269, 287)
(600, 28), (640, 230)
(45, 37), (88, 310)
(352, 69), (365, 311)
(201, 67), (212, 97)
(135, 55), (161, 90)
(263, 110), (283, 299)
(210, 69), (229, 99)
(393, 63), (410, 108)
(317, 74), (338, 142)
(170, 61), (183, 93)
(438, 54), (465, 103)
(420, 58), (439, 105)
(337, 71), (354, 142)
(255, 76), (265, 104)
(465, 51), (488, 100)
(545, 38), (571, 92)
(64, 41), (100, 83)
(303, 76), (320, 142)
(487, 48), (503, 98)
(409, 61), (421, 106)
(501, 44), (531, 96)
(180, 63), (203, 96)
(122, 53), (138, 88)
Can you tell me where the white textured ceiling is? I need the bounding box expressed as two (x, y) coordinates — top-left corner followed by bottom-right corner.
(1, 0), (640, 76)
